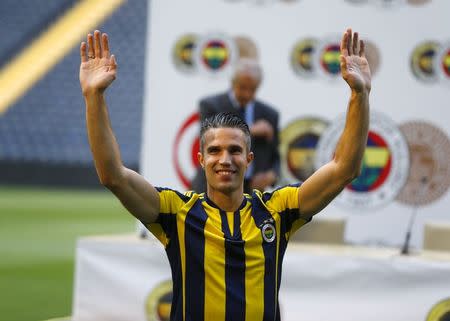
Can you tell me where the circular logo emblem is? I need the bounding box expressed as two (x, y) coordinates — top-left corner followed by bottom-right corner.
(194, 33), (238, 76)
(314, 36), (342, 78)
(145, 280), (173, 321)
(411, 41), (440, 83)
(261, 222), (276, 243)
(172, 34), (198, 74)
(173, 112), (201, 189)
(290, 38), (319, 78)
(234, 35), (259, 59)
(280, 117), (329, 184)
(435, 44), (450, 82)
(396, 121), (450, 206)
(315, 111), (410, 211)
(426, 298), (450, 321)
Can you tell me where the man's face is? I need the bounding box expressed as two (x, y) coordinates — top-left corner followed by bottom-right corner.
(232, 73), (259, 107)
(198, 127), (254, 194)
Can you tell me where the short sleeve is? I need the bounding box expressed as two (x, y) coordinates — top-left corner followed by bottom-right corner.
(145, 188), (191, 247)
(262, 183), (311, 238)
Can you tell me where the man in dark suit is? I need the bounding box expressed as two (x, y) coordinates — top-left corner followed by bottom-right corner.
(191, 58), (280, 193)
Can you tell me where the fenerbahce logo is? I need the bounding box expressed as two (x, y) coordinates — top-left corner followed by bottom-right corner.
(146, 280), (173, 321)
(426, 298), (450, 321)
(260, 218), (276, 243)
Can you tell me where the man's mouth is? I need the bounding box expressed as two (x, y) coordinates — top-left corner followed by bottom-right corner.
(216, 169), (236, 176)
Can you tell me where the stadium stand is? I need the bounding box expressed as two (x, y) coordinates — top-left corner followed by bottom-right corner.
(0, 0), (147, 187)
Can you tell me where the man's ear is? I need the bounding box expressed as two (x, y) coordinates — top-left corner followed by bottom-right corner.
(247, 151), (254, 164)
(197, 152), (204, 168)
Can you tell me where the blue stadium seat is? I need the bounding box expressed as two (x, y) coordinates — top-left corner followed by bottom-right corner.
(0, 0), (147, 170)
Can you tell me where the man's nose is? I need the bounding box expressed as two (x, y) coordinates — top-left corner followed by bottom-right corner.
(241, 92), (252, 102)
(219, 151), (232, 164)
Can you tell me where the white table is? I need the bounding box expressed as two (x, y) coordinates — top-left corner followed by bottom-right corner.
(72, 234), (450, 321)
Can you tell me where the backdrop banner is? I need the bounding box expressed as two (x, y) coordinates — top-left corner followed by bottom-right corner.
(141, 0), (450, 249)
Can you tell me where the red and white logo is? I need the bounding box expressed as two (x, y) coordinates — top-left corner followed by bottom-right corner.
(172, 112), (201, 189)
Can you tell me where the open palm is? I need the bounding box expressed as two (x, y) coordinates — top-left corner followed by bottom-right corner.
(79, 30), (117, 95)
(340, 29), (371, 93)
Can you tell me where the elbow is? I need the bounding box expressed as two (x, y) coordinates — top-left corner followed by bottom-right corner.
(346, 170), (360, 185)
(338, 162), (362, 187)
(100, 177), (118, 190)
(97, 168), (126, 191)
(354, 164), (363, 180)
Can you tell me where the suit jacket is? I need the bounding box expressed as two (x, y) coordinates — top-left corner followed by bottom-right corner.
(191, 92), (280, 193)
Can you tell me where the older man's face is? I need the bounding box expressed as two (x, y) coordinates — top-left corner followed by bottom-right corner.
(232, 73), (259, 107)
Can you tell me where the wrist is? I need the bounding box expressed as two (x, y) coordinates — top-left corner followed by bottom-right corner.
(351, 88), (370, 98)
(82, 87), (105, 98)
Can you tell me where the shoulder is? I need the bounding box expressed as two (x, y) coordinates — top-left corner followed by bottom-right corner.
(254, 100), (279, 118)
(254, 183), (301, 211)
(156, 186), (193, 200)
(156, 187), (200, 213)
(200, 92), (228, 105)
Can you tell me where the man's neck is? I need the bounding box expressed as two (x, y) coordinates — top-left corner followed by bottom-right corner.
(228, 90), (252, 109)
(206, 187), (245, 212)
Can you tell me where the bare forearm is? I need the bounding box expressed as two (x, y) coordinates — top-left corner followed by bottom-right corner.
(334, 89), (370, 180)
(84, 91), (124, 186)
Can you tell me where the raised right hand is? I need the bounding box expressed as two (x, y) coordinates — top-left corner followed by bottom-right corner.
(79, 30), (117, 96)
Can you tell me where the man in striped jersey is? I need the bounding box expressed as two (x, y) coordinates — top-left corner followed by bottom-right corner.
(80, 28), (371, 321)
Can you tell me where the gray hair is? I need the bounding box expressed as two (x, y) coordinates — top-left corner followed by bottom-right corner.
(231, 58), (263, 84)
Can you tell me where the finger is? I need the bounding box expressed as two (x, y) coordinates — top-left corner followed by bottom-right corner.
(102, 33), (110, 58)
(110, 54), (117, 71)
(340, 30), (349, 56)
(347, 28), (353, 56)
(353, 32), (359, 56)
(340, 55), (347, 73)
(359, 39), (366, 58)
(94, 30), (102, 58)
(80, 42), (87, 63)
(87, 33), (94, 58)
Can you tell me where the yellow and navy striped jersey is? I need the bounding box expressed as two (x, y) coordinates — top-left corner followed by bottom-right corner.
(144, 184), (310, 321)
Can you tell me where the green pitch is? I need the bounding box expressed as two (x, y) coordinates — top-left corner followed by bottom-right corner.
(0, 186), (135, 321)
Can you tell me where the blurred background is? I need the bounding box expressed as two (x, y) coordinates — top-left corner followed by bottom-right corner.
(1, 0), (450, 321)
(0, 0), (147, 320)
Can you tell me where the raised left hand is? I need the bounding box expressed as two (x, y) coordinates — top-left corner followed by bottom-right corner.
(340, 28), (371, 93)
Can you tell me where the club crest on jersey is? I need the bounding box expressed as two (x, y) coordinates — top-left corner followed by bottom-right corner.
(260, 219), (276, 243)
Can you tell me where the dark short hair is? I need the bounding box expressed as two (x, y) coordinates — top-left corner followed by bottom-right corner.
(200, 112), (251, 153)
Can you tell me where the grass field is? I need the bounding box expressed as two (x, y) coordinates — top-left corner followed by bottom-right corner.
(0, 186), (135, 321)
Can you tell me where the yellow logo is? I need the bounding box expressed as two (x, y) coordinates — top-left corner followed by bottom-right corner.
(426, 298), (450, 321)
(145, 280), (173, 321)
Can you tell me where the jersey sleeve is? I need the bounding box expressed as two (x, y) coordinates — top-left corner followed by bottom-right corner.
(262, 183), (311, 239)
(144, 188), (192, 247)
